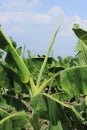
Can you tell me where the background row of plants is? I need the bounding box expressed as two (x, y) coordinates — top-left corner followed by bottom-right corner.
(0, 16), (87, 130)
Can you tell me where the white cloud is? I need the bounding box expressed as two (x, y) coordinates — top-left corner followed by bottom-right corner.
(0, 11), (51, 26)
(47, 6), (63, 24)
(47, 6), (62, 18)
(30, 6), (62, 24)
(31, 13), (51, 24)
(0, 4), (62, 30)
(0, 0), (42, 11)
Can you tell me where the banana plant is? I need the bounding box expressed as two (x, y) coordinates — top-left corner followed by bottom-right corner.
(1, 15), (87, 130)
(0, 12), (62, 97)
(0, 13), (63, 130)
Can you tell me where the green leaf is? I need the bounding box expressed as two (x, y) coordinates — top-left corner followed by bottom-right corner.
(4, 119), (13, 130)
(3, 94), (28, 111)
(13, 80), (22, 93)
(30, 94), (47, 118)
(0, 65), (10, 88)
(0, 111), (28, 130)
(12, 114), (28, 130)
(72, 24), (87, 44)
(0, 109), (13, 130)
(85, 96), (87, 106)
(0, 51), (4, 58)
(47, 99), (59, 125)
(60, 66), (87, 95)
(0, 108), (8, 119)
(49, 121), (63, 130)
(0, 27), (30, 83)
(75, 40), (87, 65)
(0, 95), (10, 109)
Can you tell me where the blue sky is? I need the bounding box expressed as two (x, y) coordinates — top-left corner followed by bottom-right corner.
(0, 0), (87, 58)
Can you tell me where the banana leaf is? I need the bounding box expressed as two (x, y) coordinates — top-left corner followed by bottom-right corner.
(0, 27), (30, 83)
(60, 66), (87, 96)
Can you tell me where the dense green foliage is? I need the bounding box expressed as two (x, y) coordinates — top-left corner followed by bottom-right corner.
(0, 21), (87, 130)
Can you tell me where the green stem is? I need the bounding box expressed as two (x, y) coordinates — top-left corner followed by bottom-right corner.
(42, 93), (70, 109)
(0, 111), (27, 125)
(71, 106), (85, 123)
(36, 12), (62, 88)
(29, 77), (37, 96)
(35, 72), (59, 96)
(43, 93), (86, 124)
